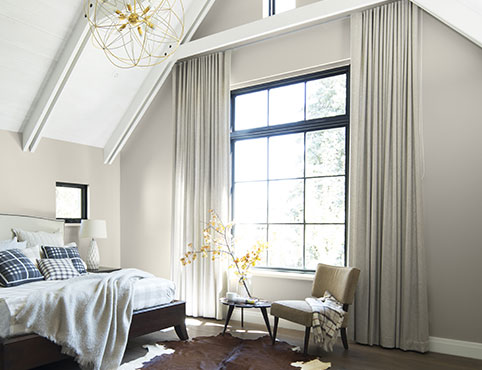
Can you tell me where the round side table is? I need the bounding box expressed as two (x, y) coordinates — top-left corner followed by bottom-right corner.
(220, 298), (272, 339)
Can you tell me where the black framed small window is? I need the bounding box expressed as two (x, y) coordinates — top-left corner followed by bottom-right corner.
(231, 66), (349, 273)
(267, 0), (296, 16)
(55, 182), (88, 224)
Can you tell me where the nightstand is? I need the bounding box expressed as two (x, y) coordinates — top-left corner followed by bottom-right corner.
(87, 266), (121, 273)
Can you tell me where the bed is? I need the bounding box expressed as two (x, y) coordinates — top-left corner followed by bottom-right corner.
(0, 213), (187, 370)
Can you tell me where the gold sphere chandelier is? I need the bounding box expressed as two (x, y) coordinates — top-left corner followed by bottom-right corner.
(85, 0), (184, 68)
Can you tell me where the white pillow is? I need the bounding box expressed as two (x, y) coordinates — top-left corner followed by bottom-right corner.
(22, 245), (42, 267)
(12, 228), (64, 248)
(0, 237), (27, 252)
(0, 237), (17, 250)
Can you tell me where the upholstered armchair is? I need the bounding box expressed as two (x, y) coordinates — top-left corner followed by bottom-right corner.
(270, 263), (360, 355)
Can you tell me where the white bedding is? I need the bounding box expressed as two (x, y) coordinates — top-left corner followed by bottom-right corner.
(0, 274), (175, 338)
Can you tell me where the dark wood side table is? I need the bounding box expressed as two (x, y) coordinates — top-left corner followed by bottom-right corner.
(220, 298), (272, 339)
(87, 266), (121, 273)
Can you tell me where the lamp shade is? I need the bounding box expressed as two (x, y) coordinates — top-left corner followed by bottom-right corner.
(80, 220), (107, 239)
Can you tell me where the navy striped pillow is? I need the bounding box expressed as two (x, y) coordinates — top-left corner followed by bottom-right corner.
(0, 249), (43, 287)
(37, 258), (80, 280)
(41, 246), (87, 274)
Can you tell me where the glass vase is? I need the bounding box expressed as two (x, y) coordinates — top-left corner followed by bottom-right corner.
(237, 277), (252, 298)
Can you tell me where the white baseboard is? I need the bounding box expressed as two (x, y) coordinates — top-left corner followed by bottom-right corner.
(227, 310), (482, 360)
(429, 336), (482, 360)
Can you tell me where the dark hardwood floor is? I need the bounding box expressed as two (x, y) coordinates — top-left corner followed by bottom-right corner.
(38, 317), (482, 369)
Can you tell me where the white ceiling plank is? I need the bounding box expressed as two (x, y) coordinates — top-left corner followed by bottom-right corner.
(21, 4), (89, 152)
(0, 1), (81, 133)
(176, 0), (388, 60)
(103, 0), (218, 164)
(43, 42), (152, 148)
(0, 16), (64, 59)
(2, 0), (76, 38)
(411, 0), (482, 48)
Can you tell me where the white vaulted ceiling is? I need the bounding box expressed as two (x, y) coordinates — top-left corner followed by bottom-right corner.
(0, 0), (481, 161)
(0, 0), (82, 132)
(0, 0), (203, 152)
(43, 39), (151, 148)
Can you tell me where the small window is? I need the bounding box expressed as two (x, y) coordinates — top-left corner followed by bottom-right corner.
(55, 182), (88, 224)
(264, 0), (296, 17)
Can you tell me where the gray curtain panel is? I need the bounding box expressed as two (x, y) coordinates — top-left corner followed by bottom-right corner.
(349, 0), (429, 352)
(171, 52), (230, 320)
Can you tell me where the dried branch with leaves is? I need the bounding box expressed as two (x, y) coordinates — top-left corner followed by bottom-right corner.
(180, 210), (268, 298)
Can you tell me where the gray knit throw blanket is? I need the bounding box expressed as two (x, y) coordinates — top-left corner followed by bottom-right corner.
(16, 268), (153, 370)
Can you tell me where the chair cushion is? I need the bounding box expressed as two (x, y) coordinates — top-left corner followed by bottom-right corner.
(311, 263), (360, 305)
(271, 300), (313, 327)
(271, 299), (350, 328)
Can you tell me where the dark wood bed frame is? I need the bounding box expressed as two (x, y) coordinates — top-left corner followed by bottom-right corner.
(0, 300), (188, 370)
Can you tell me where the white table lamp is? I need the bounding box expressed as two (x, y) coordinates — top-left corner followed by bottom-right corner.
(80, 219), (107, 270)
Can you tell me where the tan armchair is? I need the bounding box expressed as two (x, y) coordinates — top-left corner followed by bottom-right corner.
(271, 263), (360, 355)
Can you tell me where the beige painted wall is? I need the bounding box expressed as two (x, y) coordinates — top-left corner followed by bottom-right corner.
(192, 0), (321, 40)
(193, 0), (263, 40)
(421, 13), (482, 343)
(120, 76), (174, 280)
(0, 131), (121, 266)
(119, 8), (482, 344)
(231, 18), (350, 85)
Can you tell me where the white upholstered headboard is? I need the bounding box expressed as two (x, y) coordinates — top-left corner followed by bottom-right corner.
(0, 214), (64, 241)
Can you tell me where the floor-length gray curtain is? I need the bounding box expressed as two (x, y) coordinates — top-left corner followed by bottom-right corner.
(171, 52), (230, 320)
(349, 0), (429, 352)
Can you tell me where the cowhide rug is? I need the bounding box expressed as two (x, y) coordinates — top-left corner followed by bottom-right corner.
(120, 333), (331, 370)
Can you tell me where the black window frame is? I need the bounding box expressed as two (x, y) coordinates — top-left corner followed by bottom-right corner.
(55, 182), (88, 224)
(230, 65), (350, 273)
(268, 0), (296, 16)
(268, 0), (275, 16)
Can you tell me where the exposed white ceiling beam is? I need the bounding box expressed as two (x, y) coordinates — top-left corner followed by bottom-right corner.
(176, 0), (388, 60)
(103, 0), (218, 165)
(21, 4), (89, 152)
(103, 0), (388, 164)
(411, 0), (482, 48)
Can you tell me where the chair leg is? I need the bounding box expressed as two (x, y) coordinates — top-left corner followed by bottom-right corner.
(341, 327), (349, 349)
(272, 316), (279, 345)
(303, 327), (310, 355)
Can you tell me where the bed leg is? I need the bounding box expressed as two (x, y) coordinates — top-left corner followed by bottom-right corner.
(0, 342), (4, 370)
(174, 322), (189, 340)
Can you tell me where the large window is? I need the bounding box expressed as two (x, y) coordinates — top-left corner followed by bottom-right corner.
(56, 182), (88, 224)
(231, 67), (349, 272)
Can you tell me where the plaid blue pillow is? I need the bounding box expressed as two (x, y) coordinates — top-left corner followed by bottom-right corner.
(37, 258), (80, 280)
(0, 249), (43, 287)
(41, 246), (87, 274)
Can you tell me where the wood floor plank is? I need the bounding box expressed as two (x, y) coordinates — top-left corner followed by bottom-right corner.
(37, 317), (482, 369)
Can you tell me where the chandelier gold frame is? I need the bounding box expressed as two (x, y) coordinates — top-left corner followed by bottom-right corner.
(85, 0), (184, 68)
